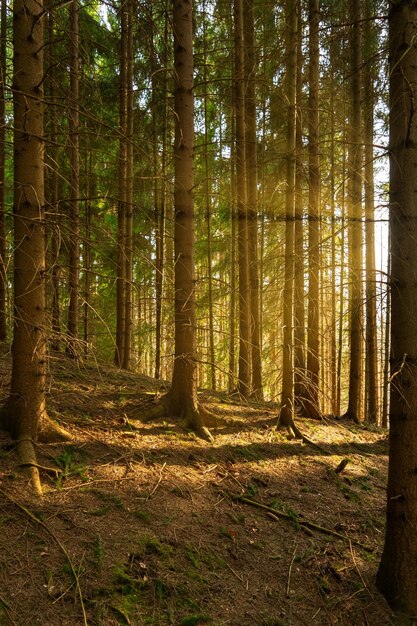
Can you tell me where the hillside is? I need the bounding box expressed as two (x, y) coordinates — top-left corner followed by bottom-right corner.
(0, 354), (395, 625)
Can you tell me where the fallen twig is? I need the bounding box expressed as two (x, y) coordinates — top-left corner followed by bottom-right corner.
(0, 489), (88, 626)
(146, 462), (166, 501)
(233, 494), (374, 552)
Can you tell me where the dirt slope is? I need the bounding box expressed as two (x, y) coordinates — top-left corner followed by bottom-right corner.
(0, 356), (395, 625)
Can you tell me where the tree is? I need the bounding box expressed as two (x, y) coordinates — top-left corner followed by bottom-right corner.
(142, 0), (213, 441)
(67, 0), (80, 355)
(0, 0), (69, 495)
(344, 0), (363, 422)
(114, 0), (128, 367)
(234, 0), (251, 398)
(0, 0), (7, 341)
(303, 0), (321, 419)
(278, 0), (298, 429)
(376, 0), (417, 615)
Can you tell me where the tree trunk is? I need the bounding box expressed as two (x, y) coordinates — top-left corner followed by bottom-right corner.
(47, 11), (62, 350)
(376, 1), (417, 615)
(293, 17), (305, 406)
(234, 0), (251, 398)
(142, 0), (213, 441)
(304, 0), (321, 419)
(1, 0), (46, 495)
(244, 0), (262, 400)
(363, 2), (379, 424)
(344, 0), (363, 422)
(0, 0), (7, 341)
(67, 0), (80, 356)
(115, 0), (128, 367)
(122, 0), (133, 370)
(278, 0), (298, 428)
(203, 1), (216, 390)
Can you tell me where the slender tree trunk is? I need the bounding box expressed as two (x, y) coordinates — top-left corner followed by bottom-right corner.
(304, 0), (321, 419)
(67, 0), (80, 355)
(244, 0), (262, 400)
(329, 39), (337, 416)
(122, 0), (133, 370)
(83, 150), (92, 354)
(115, 0), (128, 366)
(381, 243), (390, 429)
(278, 0), (298, 428)
(377, 2), (417, 614)
(293, 18), (305, 405)
(228, 107), (237, 393)
(203, 2), (216, 390)
(234, 0), (251, 398)
(0, 0), (7, 341)
(142, 0), (213, 441)
(364, 3), (379, 424)
(344, 0), (363, 422)
(47, 11), (62, 350)
(152, 11), (167, 380)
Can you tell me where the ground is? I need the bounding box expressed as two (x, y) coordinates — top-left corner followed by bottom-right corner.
(0, 352), (396, 626)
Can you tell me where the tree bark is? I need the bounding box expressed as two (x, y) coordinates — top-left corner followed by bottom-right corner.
(1, 0), (46, 494)
(67, 0), (80, 356)
(142, 0), (213, 442)
(234, 0), (251, 398)
(278, 0), (298, 428)
(122, 0), (133, 370)
(115, 0), (128, 367)
(244, 0), (262, 400)
(376, 1), (417, 615)
(304, 0), (321, 419)
(344, 0), (363, 422)
(0, 0), (7, 341)
(363, 1), (379, 424)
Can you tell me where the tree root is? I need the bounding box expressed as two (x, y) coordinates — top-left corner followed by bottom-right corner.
(138, 396), (214, 442)
(16, 439), (43, 496)
(38, 416), (72, 443)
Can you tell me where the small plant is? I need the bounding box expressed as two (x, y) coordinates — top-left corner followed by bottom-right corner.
(93, 535), (105, 573)
(180, 614), (212, 626)
(54, 446), (89, 487)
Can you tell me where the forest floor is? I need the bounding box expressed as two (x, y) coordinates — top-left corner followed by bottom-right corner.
(0, 351), (396, 626)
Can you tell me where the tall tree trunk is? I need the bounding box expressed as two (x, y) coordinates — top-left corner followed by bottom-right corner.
(304, 0), (321, 419)
(381, 242), (390, 429)
(122, 0), (133, 370)
(377, 1), (417, 615)
(244, 0), (262, 399)
(344, 0), (363, 422)
(115, 0), (128, 366)
(1, 0), (46, 494)
(67, 0), (80, 355)
(234, 0), (251, 398)
(47, 11), (62, 350)
(142, 0), (213, 442)
(363, 1), (379, 424)
(152, 10), (167, 380)
(0, 0), (7, 341)
(203, 1), (216, 390)
(278, 0), (298, 428)
(228, 106), (237, 393)
(293, 18), (305, 405)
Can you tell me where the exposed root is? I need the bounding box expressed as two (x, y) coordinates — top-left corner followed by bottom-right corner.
(277, 406), (328, 454)
(16, 439), (43, 496)
(140, 402), (169, 423)
(138, 395), (214, 442)
(38, 416), (72, 443)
